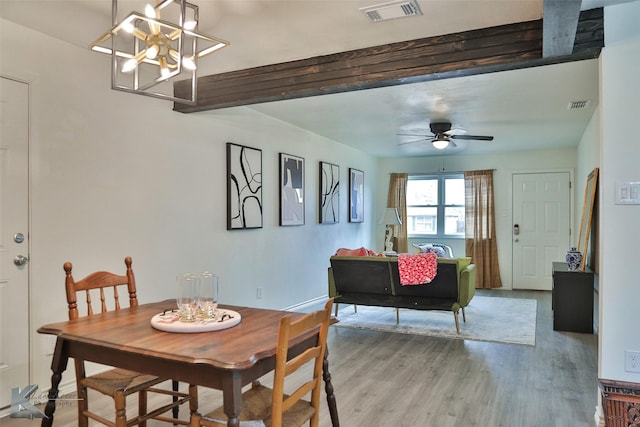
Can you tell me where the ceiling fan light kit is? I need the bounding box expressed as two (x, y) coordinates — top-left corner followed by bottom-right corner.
(432, 136), (450, 150)
(90, 0), (229, 105)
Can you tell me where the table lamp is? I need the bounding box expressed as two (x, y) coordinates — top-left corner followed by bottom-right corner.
(378, 208), (402, 254)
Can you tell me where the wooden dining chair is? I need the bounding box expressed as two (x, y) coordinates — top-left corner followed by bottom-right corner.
(191, 298), (334, 427)
(64, 256), (198, 427)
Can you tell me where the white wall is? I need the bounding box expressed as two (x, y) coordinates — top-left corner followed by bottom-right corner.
(598, 1), (640, 383)
(1, 19), (378, 390)
(378, 148), (578, 289)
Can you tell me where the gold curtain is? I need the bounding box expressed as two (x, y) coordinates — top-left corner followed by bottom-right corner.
(386, 173), (408, 253)
(464, 170), (502, 288)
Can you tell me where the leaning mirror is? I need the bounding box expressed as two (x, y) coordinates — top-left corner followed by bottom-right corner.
(577, 168), (599, 271)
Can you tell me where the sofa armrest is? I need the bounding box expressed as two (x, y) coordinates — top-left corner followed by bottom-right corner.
(458, 264), (477, 307)
(328, 267), (337, 297)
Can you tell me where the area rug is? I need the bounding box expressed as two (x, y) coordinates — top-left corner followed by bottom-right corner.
(333, 296), (537, 346)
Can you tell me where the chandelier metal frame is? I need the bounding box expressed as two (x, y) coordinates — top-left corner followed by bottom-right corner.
(90, 0), (228, 105)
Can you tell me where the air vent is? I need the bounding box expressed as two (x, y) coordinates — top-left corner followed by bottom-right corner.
(567, 100), (591, 110)
(360, 0), (422, 22)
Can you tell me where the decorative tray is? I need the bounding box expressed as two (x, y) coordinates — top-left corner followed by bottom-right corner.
(150, 309), (241, 333)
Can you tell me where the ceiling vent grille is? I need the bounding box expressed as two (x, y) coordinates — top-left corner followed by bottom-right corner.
(567, 100), (591, 110)
(360, 0), (423, 22)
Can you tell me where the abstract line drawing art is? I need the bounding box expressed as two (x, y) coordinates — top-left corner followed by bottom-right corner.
(349, 168), (364, 223)
(319, 161), (339, 224)
(226, 143), (263, 230)
(279, 153), (305, 226)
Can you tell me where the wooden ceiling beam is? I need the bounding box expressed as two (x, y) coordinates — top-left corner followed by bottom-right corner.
(174, 8), (602, 113)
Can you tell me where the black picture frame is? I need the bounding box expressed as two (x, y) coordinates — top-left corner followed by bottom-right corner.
(279, 153), (305, 226)
(226, 143), (263, 230)
(319, 161), (339, 224)
(349, 168), (364, 223)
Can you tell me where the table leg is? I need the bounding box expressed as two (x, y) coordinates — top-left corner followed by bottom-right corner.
(41, 339), (69, 427)
(222, 372), (242, 427)
(323, 346), (340, 427)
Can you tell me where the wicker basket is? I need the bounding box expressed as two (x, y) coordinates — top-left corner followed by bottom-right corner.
(599, 379), (640, 427)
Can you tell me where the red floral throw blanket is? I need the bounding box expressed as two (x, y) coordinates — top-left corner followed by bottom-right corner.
(398, 253), (438, 285)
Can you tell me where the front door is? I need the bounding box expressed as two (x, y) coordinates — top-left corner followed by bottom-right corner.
(0, 76), (31, 409)
(512, 172), (571, 290)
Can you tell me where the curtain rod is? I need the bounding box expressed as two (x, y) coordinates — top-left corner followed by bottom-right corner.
(390, 169), (495, 176)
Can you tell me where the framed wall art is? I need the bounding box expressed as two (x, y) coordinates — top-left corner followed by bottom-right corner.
(319, 161), (339, 224)
(279, 153), (305, 226)
(349, 168), (364, 223)
(226, 142), (263, 230)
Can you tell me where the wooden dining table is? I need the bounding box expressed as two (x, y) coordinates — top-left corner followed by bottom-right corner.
(37, 300), (340, 427)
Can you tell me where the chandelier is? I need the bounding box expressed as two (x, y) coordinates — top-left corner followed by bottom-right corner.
(90, 0), (228, 105)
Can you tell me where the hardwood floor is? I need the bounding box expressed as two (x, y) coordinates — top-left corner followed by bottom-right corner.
(1, 290), (598, 427)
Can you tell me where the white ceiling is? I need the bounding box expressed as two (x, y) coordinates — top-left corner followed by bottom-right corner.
(1, 0), (629, 157)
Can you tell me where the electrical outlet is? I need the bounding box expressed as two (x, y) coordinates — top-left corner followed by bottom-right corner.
(256, 287), (263, 300)
(625, 350), (640, 373)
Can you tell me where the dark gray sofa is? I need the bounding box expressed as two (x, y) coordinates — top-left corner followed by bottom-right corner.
(328, 255), (476, 333)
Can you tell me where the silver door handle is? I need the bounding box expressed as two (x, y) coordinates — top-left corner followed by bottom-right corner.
(14, 255), (29, 266)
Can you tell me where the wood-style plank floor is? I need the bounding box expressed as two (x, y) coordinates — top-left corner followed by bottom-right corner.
(1, 290), (598, 427)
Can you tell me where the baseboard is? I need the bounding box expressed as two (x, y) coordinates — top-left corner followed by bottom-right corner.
(282, 295), (330, 313)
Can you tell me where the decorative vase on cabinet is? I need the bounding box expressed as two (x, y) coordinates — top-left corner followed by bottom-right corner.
(565, 247), (583, 271)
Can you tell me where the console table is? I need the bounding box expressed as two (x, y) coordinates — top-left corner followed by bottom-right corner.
(552, 262), (594, 333)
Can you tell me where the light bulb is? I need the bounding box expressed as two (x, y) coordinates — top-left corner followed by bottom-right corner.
(145, 44), (159, 59)
(182, 56), (196, 70)
(121, 51), (147, 73)
(122, 22), (148, 40)
(144, 4), (157, 18)
(122, 58), (138, 73)
(159, 56), (170, 79)
(183, 20), (197, 31)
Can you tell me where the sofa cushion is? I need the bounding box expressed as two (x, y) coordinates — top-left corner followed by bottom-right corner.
(334, 247), (381, 257)
(412, 243), (454, 258)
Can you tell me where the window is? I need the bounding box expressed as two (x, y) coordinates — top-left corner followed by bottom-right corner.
(406, 174), (465, 237)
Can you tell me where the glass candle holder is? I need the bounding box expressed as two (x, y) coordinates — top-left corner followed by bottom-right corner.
(198, 272), (219, 319)
(176, 273), (199, 322)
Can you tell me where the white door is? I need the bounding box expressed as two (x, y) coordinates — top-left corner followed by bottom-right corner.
(512, 172), (570, 290)
(0, 76), (31, 409)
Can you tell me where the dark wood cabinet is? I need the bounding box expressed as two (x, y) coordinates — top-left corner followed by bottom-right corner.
(552, 262), (594, 333)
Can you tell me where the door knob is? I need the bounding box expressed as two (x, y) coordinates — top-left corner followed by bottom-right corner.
(14, 255), (29, 266)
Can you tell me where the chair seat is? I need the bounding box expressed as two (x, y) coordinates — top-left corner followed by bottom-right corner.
(204, 384), (316, 427)
(81, 368), (166, 397)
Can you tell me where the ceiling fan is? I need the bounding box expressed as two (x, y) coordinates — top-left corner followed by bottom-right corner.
(398, 121), (494, 150)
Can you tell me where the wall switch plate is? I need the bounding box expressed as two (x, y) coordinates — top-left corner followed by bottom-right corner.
(615, 182), (640, 205)
(625, 350), (640, 373)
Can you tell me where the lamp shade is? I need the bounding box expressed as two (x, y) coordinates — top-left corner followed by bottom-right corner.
(378, 207), (401, 225)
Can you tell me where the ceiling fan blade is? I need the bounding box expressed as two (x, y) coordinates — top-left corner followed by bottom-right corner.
(398, 138), (429, 146)
(443, 128), (466, 136)
(396, 133), (433, 137)
(450, 134), (494, 141)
